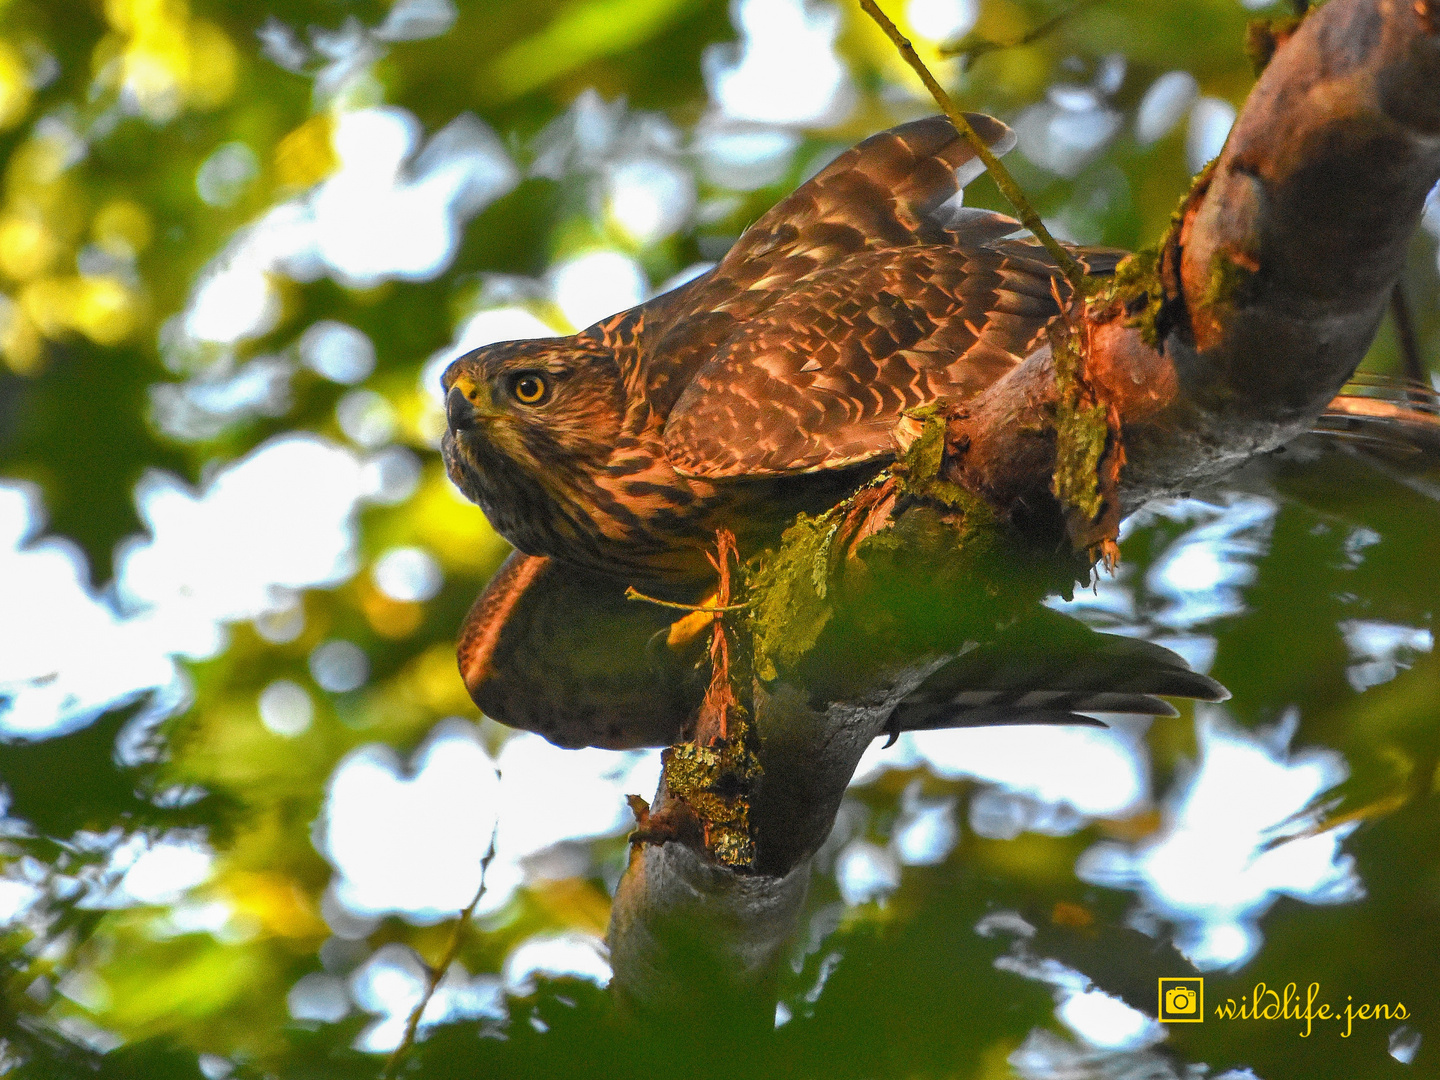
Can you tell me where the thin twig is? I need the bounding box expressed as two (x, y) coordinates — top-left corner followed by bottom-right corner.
(858, 0), (1089, 296)
(623, 585), (749, 613)
(939, 0), (1100, 68)
(382, 827), (499, 1079)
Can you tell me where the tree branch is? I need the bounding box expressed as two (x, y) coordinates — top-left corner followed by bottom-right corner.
(606, 0), (1440, 1026)
(947, 0), (1440, 534)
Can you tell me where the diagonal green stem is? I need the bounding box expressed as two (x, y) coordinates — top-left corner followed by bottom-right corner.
(381, 828), (497, 1079)
(858, 0), (1090, 296)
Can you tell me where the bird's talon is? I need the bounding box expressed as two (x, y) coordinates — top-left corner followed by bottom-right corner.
(882, 715), (901, 748)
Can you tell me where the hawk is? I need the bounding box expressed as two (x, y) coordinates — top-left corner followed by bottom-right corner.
(441, 114), (1120, 585)
(439, 113), (1232, 750)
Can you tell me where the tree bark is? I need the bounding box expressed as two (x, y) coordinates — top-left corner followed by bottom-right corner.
(949, 0), (1440, 528)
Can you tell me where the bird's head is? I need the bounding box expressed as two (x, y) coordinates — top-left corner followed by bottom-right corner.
(440, 337), (627, 510)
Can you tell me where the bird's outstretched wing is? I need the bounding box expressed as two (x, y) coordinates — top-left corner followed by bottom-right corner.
(680, 113), (1018, 317)
(662, 240), (1086, 478)
(892, 607), (1228, 731)
(1312, 372), (1440, 461)
(651, 113), (1120, 479)
(456, 551), (705, 749)
(625, 114), (1031, 411)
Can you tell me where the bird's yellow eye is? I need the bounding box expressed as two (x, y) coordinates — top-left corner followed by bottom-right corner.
(511, 372), (548, 405)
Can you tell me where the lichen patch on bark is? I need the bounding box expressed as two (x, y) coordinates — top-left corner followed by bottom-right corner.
(1098, 248), (1165, 348)
(658, 723), (762, 869)
(894, 404), (999, 519)
(749, 408), (1006, 683)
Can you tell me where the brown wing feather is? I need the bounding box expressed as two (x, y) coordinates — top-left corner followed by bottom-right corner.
(643, 113), (1122, 478)
(457, 551), (706, 749)
(458, 554), (1224, 750)
(662, 241), (1121, 479)
(674, 115), (1017, 324)
(618, 115), (1022, 410)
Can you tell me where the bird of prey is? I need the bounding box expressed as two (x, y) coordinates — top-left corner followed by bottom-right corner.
(441, 114), (1120, 585)
(439, 113), (1235, 750)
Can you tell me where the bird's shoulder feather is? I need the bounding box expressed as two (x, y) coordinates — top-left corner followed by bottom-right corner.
(661, 240), (1121, 479)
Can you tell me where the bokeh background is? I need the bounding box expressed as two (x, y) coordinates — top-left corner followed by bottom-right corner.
(0, 0), (1437, 1076)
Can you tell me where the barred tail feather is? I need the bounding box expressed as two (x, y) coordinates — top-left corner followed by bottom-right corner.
(892, 609), (1227, 734)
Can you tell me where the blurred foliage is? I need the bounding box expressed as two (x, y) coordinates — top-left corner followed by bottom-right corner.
(0, 0), (1437, 1077)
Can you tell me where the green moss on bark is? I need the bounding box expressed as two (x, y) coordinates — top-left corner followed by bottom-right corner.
(1106, 248), (1164, 347)
(1050, 323), (1109, 523)
(1201, 249), (1256, 313)
(748, 408), (1006, 683)
(892, 405), (997, 518)
(747, 512), (839, 682)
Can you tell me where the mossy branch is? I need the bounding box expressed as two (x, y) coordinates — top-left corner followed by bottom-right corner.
(606, 0), (1440, 1031)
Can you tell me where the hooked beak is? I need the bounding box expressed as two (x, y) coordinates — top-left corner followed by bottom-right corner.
(444, 371), (494, 433)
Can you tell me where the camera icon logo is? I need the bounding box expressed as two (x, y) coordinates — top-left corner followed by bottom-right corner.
(1157, 977), (1204, 1022)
